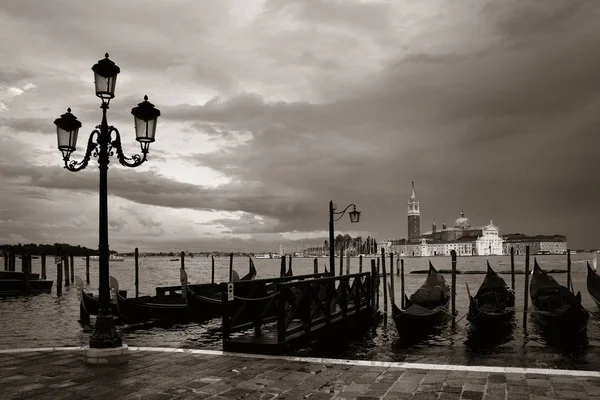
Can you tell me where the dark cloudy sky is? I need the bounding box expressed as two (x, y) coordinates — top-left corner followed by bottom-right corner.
(1, 0), (599, 252)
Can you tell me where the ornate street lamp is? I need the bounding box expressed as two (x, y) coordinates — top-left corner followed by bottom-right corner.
(329, 201), (361, 275)
(54, 53), (160, 352)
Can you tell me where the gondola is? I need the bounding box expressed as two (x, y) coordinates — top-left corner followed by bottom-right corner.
(75, 276), (125, 315)
(391, 261), (451, 336)
(586, 261), (600, 308)
(530, 260), (589, 335)
(110, 276), (193, 324)
(183, 261), (257, 318)
(467, 261), (515, 329)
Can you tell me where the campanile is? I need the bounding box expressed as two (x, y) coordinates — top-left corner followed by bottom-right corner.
(407, 181), (420, 243)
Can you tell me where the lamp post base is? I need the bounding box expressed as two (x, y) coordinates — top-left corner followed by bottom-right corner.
(83, 344), (130, 365)
(89, 310), (122, 349)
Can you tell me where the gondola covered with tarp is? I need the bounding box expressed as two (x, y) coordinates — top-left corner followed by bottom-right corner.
(392, 261), (451, 336)
(467, 261), (515, 329)
(530, 259), (589, 335)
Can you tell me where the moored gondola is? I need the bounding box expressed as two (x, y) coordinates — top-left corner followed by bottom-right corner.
(75, 276), (124, 315)
(586, 262), (600, 308)
(110, 277), (192, 324)
(467, 261), (515, 329)
(183, 261), (257, 318)
(391, 261), (451, 336)
(530, 259), (589, 335)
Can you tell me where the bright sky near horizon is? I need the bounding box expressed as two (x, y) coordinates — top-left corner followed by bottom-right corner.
(1, 0), (599, 252)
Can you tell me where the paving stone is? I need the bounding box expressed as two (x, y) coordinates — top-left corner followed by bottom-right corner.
(461, 391), (484, 400)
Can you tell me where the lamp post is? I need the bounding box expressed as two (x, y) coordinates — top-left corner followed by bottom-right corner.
(329, 201), (361, 275)
(54, 53), (160, 349)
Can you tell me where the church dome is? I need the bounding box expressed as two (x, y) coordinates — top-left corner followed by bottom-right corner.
(454, 211), (470, 229)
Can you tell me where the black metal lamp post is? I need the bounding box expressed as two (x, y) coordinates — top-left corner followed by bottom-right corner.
(329, 201), (360, 275)
(54, 53), (160, 349)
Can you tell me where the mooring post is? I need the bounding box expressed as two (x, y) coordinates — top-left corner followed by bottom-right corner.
(41, 253), (47, 280)
(85, 254), (90, 285)
(567, 250), (572, 293)
(3, 250), (7, 271)
(339, 245), (344, 276)
(280, 255), (286, 277)
(80, 301), (90, 324)
(400, 259), (405, 309)
(389, 252), (395, 308)
(211, 255), (215, 284)
(56, 253), (63, 297)
(288, 255), (293, 274)
(381, 248), (388, 325)
(134, 248), (139, 298)
(23, 254), (31, 291)
(229, 253), (234, 282)
(346, 250), (350, 275)
(314, 257), (318, 274)
(181, 251), (185, 270)
(64, 253), (70, 287)
(523, 246), (530, 332)
(510, 247), (515, 291)
(9, 252), (16, 271)
(396, 256), (400, 275)
(359, 254), (363, 273)
(370, 259), (378, 310)
(69, 254), (74, 284)
(451, 250), (457, 317)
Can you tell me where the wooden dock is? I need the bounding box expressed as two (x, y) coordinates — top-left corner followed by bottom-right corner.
(222, 271), (377, 354)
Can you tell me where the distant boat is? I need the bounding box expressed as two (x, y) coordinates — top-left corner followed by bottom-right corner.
(255, 253), (273, 259)
(170, 258), (180, 262)
(569, 250), (577, 255)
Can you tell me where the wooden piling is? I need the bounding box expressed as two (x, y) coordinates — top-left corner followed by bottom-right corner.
(288, 255), (293, 274)
(510, 247), (515, 291)
(134, 248), (139, 298)
(523, 246), (530, 331)
(85, 254), (90, 285)
(313, 258), (318, 274)
(339, 245), (344, 276)
(57, 258), (63, 296)
(396, 256), (400, 275)
(3, 250), (7, 271)
(181, 251), (185, 270)
(371, 259), (378, 310)
(64, 253), (70, 287)
(359, 254), (363, 273)
(346, 251), (350, 275)
(9, 252), (16, 271)
(23, 254), (31, 291)
(400, 259), (405, 309)
(69, 254), (74, 283)
(229, 253), (234, 282)
(381, 248), (388, 325)
(211, 255), (215, 284)
(567, 250), (572, 293)
(80, 301), (90, 324)
(280, 255), (286, 277)
(389, 252), (395, 307)
(41, 253), (47, 280)
(451, 250), (457, 317)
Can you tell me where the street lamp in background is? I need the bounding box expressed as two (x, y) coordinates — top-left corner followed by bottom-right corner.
(329, 201), (361, 275)
(54, 54), (160, 359)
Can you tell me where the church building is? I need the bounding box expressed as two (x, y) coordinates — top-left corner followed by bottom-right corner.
(392, 183), (504, 256)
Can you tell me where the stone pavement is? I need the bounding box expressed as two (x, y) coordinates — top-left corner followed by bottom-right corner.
(1, 348), (599, 400)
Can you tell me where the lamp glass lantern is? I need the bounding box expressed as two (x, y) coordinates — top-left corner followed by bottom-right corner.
(54, 108), (82, 159)
(131, 95), (161, 151)
(92, 53), (120, 100)
(349, 207), (361, 223)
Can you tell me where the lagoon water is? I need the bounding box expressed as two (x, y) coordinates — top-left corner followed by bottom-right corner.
(1, 253), (599, 370)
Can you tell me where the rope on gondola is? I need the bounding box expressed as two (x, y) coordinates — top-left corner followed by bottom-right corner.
(233, 291), (280, 301)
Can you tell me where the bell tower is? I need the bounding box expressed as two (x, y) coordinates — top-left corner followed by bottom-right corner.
(407, 181), (420, 243)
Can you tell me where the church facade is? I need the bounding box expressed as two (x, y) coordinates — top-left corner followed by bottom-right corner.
(392, 183), (504, 257)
